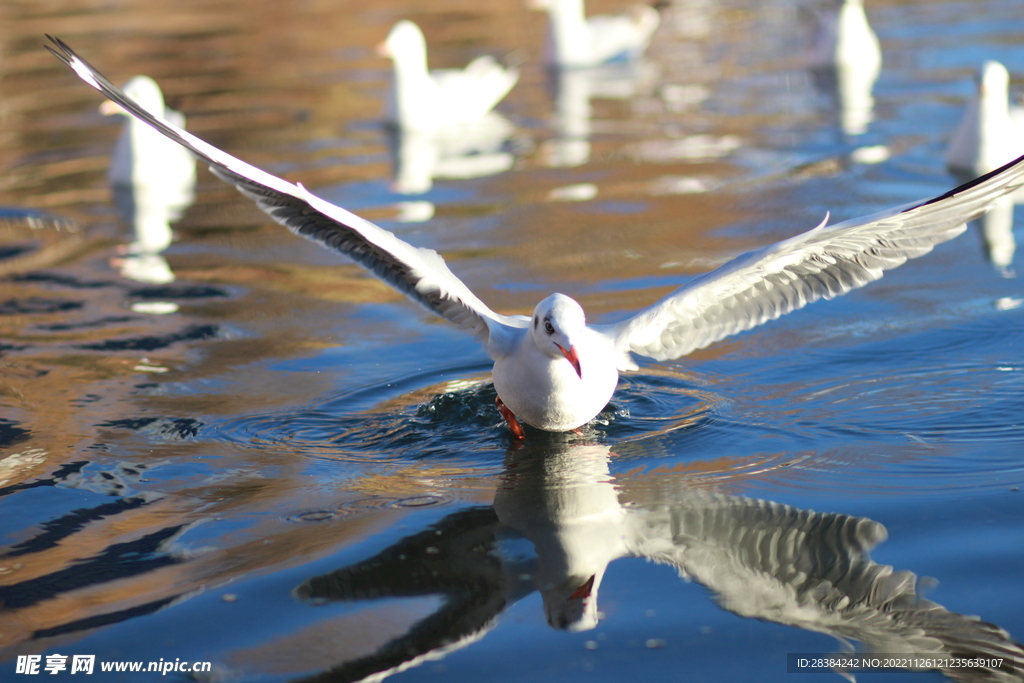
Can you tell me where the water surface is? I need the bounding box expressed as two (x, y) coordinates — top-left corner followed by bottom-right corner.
(1, 0), (1023, 681)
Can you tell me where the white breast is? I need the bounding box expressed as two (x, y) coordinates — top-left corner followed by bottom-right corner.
(492, 328), (619, 431)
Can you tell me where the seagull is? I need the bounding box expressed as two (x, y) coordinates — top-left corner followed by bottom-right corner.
(946, 60), (1024, 178)
(48, 36), (1024, 438)
(376, 20), (519, 132)
(100, 75), (196, 284)
(946, 61), (1024, 275)
(806, 0), (882, 136)
(101, 75), (196, 195)
(806, 0), (881, 71)
(531, 0), (660, 68)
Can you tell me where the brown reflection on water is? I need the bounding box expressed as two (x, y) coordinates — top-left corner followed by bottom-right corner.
(1, 0), (756, 466)
(0, 494), (461, 652)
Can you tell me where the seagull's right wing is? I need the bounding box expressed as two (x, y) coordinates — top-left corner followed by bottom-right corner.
(599, 153), (1024, 362)
(47, 36), (526, 349)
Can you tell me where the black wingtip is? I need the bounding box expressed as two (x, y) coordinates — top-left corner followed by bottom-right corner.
(43, 35), (139, 111)
(44, 35), (71, 66)
(47, 34), (71, 52)
(920, 151), (1024, 209)
(45, 34), (66, 55)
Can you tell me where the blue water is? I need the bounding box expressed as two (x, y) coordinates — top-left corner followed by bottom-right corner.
(1, 0), (1023, 681)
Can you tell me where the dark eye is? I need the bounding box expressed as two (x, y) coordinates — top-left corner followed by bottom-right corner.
(544, 321), (555, 334)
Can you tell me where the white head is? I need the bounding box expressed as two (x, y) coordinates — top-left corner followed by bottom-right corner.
(979, 60), (1010, 98)
(101, 75), (166, 118)
(378, 20), (427, 64)
(530, 293), (585, 378)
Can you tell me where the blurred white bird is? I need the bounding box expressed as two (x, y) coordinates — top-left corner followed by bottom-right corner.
(946, 61), (1024, 177)
(531, 0), (660, 68)
(806, 0), (882, 136)
(946, 61), (1024, 276)
(101, 75), (195, 284)
(377, 20), (519, 132)
(102, 75), (196, 196)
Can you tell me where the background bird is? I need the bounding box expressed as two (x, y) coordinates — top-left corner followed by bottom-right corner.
(531, 0), (660, 68)
(377, 20), (519, 132)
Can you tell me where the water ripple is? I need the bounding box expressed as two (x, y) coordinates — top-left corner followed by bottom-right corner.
(787, 361), (1024, 444)
(208, 365), (722, 464)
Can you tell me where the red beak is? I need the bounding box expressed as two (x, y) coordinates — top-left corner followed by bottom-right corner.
(569, 574), (596, 600)
(557, 344), (582, 378)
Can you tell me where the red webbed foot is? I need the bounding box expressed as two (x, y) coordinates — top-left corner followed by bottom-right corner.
(495, 396), (526, 441)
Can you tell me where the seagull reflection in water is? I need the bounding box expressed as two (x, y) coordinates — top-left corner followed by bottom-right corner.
(293, 437), (1023, 683)
(388, 114), (518, 197)
(530, 0), (661, 168)
(543, 61), (657, 168)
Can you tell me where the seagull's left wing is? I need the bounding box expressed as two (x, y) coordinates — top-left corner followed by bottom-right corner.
(47, 36), (526, 348)
(598, 154), (1024, 362)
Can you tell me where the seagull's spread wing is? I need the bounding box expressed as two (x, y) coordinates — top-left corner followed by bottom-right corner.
(47, 36), (526, 351)
(599, 154), (1024, 362)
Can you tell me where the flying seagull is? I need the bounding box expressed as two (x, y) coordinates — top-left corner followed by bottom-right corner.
(47, 36), (1024, 439)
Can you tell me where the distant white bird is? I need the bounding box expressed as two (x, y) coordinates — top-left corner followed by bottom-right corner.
(102, 75), (196, 195)
(806, 0), (882, 136)
(532, 0), (660, 68)
(806, 0), (881, 70)
(946, 61), (1024, 178)
(946, 61), (1023, 275)
(50, 36), (1024, 437)
(101, 75), (195, 281)
(377, 20), (519, 132)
